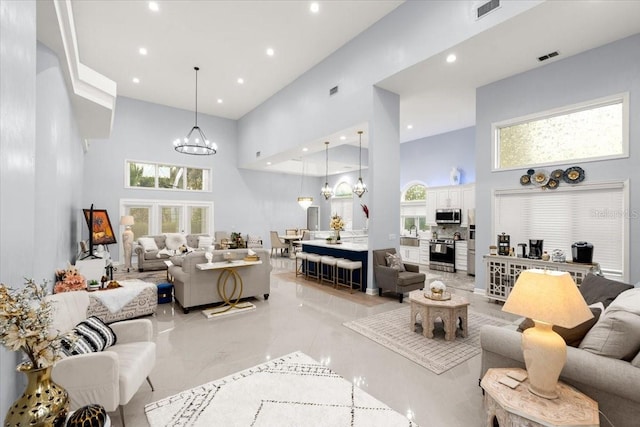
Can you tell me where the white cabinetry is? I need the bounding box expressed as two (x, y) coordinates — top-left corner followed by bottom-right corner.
(436, 188), (461, 208)
(400, 246), (420, 264)
(419, 239), (430, 266)
(461, 184), (475, 226)
(455, 241), (468, 271)
(426, 184), (475, 226)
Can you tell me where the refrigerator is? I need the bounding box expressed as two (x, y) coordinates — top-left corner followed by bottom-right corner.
(467, 209), (475, 276)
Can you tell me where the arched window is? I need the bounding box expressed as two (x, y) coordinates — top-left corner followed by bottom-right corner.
(401, 183), (427, 234)
(330, 181), (353, 230)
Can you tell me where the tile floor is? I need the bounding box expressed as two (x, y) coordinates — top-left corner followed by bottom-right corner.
(117, 258), (518, 427)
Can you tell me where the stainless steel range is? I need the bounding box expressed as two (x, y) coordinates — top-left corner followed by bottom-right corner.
(429, 238), (456, 273)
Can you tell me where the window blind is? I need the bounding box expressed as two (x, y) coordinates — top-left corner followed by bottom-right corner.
(494, 182), (626, 276)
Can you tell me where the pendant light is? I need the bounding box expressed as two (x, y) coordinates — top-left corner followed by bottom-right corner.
(297, 155), (313, 210)
(320, 141), (333, 200)
(173, 66), (218, 155)
(353, 130), (367, 197)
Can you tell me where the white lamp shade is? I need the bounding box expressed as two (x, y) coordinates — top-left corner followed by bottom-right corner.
(502, 269), (593, 328)
(120, 215), (134, 226)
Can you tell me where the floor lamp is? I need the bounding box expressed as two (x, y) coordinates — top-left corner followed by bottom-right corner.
(120, 215), (135, 272)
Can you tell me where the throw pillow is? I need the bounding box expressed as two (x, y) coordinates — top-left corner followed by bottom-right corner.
(579, 288), (640, 360)
(138, 237), (159, 252)
(385, 252), (406, 272)
(518, 303), (603, 347)
(165, 233), (188, 251)
(74, 316), (117, 352)
(198, 236), (214, 249)
(60, 334), (95, 357)
(579, 273), (633, 308)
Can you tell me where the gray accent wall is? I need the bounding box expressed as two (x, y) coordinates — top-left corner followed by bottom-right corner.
(475, 33), (640, 288)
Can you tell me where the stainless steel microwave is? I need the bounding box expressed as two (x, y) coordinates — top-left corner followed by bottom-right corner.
(435, 209), (462, 224)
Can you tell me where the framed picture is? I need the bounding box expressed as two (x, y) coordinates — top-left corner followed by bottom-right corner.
(83, 208), (117, 245)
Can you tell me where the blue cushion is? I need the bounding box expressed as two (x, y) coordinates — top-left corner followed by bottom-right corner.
(157, 282), (173, 303)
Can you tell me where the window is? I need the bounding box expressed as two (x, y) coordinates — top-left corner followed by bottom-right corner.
(493, 182), (628, 280)
(121, 199), (213, 236)
(494, 94), (628, 170)
(401, 183), (427, 233)
(126, 160), (211, 191)
(331, 181), (353, 230)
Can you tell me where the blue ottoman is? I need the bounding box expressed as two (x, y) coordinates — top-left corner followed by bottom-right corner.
(157, 282), (173, 304)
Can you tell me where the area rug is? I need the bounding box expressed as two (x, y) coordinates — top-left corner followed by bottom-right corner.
(113, 269), (167, 284)
(145, 351), (418, 427)
(343, 306), (511, 375)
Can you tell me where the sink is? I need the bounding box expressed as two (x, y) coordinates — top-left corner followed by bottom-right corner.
(400, 237), (420, 246)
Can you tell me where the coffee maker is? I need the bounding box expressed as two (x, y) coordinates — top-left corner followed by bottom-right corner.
(572, 242), (594, 263)
(497, 233), (510, 256)
(529, 239), (543, 259)
(517, 243), (527, 258)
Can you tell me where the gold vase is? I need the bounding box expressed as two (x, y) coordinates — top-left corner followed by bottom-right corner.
(4, 364), (69, 427)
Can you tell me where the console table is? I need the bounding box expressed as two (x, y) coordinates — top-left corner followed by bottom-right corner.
(196, 260), (262, 317)
(484, 255), (598, 302)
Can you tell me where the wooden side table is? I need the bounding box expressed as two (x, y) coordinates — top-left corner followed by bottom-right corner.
(408, 290), (469, 341)
(481, 368), (599, 427)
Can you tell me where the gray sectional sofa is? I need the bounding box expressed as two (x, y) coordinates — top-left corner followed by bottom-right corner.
(168, 248), (271, 313)
(133, 233), (210, 271)
(480, 274), (640, 427)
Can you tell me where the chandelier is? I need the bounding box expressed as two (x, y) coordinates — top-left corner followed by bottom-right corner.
(173, 66), (218, 155)
(353, 130), (367, 197)
(320, 141), (333, 200)
(297, 155), (313, 210)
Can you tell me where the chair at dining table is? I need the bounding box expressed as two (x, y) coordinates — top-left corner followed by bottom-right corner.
(270, 231), (288, 257)
(285, 229), (298, 236)
(292, 230), (310, 252)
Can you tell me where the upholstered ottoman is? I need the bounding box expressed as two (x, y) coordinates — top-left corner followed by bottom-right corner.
(157, 282), (173, 304)
(87, 280), (157, 324)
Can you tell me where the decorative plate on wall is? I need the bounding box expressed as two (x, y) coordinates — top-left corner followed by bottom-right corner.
(563, 166), (585, 184)
(520, 174), (531, 185)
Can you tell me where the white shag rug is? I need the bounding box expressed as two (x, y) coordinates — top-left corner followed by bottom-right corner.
(145, 351), (418, 427)
(344, 306), (511, 375)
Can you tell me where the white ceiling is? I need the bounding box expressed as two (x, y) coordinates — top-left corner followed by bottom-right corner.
(38, 1), (640, 176)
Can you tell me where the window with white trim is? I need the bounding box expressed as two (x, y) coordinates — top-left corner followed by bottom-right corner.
(126, 160), (211, 191)
(121, 199), (213, 237)
(494, 94), (628, 170)
(330, 181), (353, 230)
(493, 182), (628, 280)
(401, 183), (427, 233)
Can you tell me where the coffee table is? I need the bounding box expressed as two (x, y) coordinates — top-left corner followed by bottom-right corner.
(408, 290), (469, 341)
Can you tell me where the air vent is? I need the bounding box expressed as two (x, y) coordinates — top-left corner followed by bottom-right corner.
(329, 86), (338, 96)
(477, 0), (500, 19)
(538, 51), (560, 62)
(256, 151), (261, 158)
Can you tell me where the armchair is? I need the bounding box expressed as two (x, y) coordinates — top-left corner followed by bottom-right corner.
(372, 248), (426, 303)
(46, 291), (156, 426)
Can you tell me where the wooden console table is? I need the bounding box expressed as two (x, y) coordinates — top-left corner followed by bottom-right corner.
(481, 368), (599, 427)
(196, 260), (262, 315)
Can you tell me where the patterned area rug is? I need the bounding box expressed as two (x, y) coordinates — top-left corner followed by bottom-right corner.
(145, 352), (418, 427)
(113, 269), (168, 284)
(343, 306), (511, 375)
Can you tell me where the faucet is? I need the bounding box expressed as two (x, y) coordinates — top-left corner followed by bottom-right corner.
(409, 225), (418, 237)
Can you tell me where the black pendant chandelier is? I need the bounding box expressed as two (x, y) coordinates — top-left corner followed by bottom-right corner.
(320, 141), (333, 200)
(353, 130), (367, 197)
(173, 66), (218, 155)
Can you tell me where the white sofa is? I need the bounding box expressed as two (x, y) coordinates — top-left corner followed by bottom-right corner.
(169, 248), (271, 313)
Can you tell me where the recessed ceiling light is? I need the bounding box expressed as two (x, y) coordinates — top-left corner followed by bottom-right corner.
(266, 47), (275, 57)
(132, 77), (140, 84)
(237, 77), (244, 84)
(139, 47), (148, 55)
(339, 135), (346, 141)
(217, 99), (223, 104)
(446, 53), (456, 63)
(267, 161), (272, 165)
(407, 124), (413, 129)
(310, 2), (320, 13)
(148, 1), (159, 12)
(302, 147), (308, 152)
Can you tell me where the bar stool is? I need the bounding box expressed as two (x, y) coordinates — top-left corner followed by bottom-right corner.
(295, 252), (308, 277)
(305, 253), (321, 281)
(320, 256), (338, 285)
(336, 259), (362, 293)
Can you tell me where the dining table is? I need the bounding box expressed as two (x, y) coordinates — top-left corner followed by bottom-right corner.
(279, 234), (303, 258)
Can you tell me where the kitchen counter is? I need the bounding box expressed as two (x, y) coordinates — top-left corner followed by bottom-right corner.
(302, 240), (368, 292)
(302, 240), (367, 251)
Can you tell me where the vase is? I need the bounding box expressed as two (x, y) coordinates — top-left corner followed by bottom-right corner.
(4, 364), (69, 427)
(334, 230), (341, 242)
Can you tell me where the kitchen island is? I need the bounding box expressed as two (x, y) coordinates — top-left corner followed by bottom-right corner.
(301, 240), (368, 292)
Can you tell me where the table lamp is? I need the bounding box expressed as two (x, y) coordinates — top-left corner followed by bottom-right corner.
(502, 269), (593, 399)
(120, 215), (135, 272)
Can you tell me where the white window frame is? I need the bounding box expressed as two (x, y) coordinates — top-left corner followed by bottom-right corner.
(492, 181), (629, 282)
(120, 199), (214, 236)
(401, 182), (427, 233)
(124, 159), (212, 192)
(492, 93), (629, 171)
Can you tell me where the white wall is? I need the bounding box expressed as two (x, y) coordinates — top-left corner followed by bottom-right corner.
(475, 34), (640, 288)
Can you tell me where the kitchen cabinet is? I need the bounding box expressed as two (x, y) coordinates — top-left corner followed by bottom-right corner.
(419, 239), (430, 266)
(436, 188), (461, 208)
(400, 245), (420, 265)
(455, 241), (467, 271)
(461, 184), (475, 226)
(425, 184), (475, 226)
(484, 255), (598, 302)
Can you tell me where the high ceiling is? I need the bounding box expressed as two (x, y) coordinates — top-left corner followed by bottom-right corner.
(37, 1), (640, 176)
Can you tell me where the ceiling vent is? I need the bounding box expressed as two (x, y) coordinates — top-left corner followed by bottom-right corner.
(477, 0), (500, 19)
(538, 51), (560, 62)
(329, 85), (339, 96)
